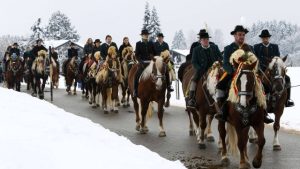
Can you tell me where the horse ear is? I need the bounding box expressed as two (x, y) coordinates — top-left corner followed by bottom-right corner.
(282, 55), (288, 62)
(233, 59), (239, 68)
(266, 57), (272, 63)
(250, 61), (257, 70)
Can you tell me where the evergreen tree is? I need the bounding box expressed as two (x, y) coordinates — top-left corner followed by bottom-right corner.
(171, 30), (187, 49)
(45, 11), (80, 41)
(142, 2), (151, 31)
(30, 18), (45, 42)
(149, 7), (161, 42)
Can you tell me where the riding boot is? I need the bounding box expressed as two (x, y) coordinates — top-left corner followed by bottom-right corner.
(285, 87), (294, 107)
(133, 66), (142, 98)
(264, 110), (274, 124)
(186, 80), (197, 108)
(165, 70), (174, 92)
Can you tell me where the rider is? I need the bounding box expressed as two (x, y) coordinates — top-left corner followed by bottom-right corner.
(186, 31), (222, 108)
(101, 35), (118, 60)
(214, 25), (274, 124)
(92, 39), (102, 58)
(51, 48), (60, 73)
(118, 37), (132, 63)
(3, 43), (21, 75)
(254, 29), (294, 107)
(31, 39), (48, 59)
(83, 38), (94, 58)
(63, 42), (78, 75)
(133, 29), (156, 97)
(190, 29), (216, 55)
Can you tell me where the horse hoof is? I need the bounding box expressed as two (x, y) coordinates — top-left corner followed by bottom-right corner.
(123, 104), (127, 108)
(239, 162), (251, 169)
(114, 110), (119, 113)
(104, 110), (109, 114)
(159, 131), (166, 137)
(126, 103), (130, 107)
(92, 105), (97, 108)
(189, 130), (195, 136)
(164, 101), (170, 107)
(140, 129), (147, 134)
(206, 135), (215, 142)
(31, 93), (37, 97)
(89, 102), (92, 105)
(273, 145), (282, 151)
(73, 92), (77, 95)
(221, 157), (230, 167)
(198, 143), (206, 149)
(135, 125), (140, 131)
(249, 138), (258, 144)
(252, 158), (262, 168)
(96, 104), (100, 107)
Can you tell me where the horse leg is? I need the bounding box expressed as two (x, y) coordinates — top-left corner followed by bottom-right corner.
(92, 82), (98, 108)
(126, 88), (131, 107)
(191, 109), (199, 136)
(252, 122), (266, 168)
(139, 99), (150, 134)
(273, 105), (284, 151)
(187, 110), (195, 136)
(113, 85), (119, 113)
(73, 79), (77, 95)
(164, 90), (171, 107)
(121, 83), (126, 106)
(205, 114), (215, 142)
(102, 89), (108, 114)
(218, 121), (229, 166)
(158, 99), (166, 137)
(249, 127), (258, 143)
(198, 108), (207, 149)
(237, 127), (251, 169)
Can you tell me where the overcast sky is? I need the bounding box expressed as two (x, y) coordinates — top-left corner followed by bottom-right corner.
(1, 0), (299, 47)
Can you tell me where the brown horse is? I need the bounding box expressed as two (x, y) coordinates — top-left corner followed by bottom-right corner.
(31, 50), (49, 99)
(65, 57), (79, 95)
(5, 57), (23, 91)
(120, 46), (136, 107)
(249, 56), (288, 151)
(50, 57), (59, 89)
(128, 56), (167, 137)
(219, 50), (266, 169)
(24, 57), (34, 90)
(182, 61), (224, 148)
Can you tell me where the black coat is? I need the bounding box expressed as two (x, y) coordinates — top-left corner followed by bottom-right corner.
(31, 45), (48, 58)
(51, 51), (58, 61)
(68, 48), (78, 59)
(254, 43), (280, 71)
(154, 41), (169, 55)
(101, 42), (118, 60)
(119, 43), (132, 56)
(10, 48), (20, 56)
(83, 44), (94, 56)
(92, 45), (102, 57)
(135, 41), (156, 63)
(223, 43), (253, 75)
(189, 41), (216, 55)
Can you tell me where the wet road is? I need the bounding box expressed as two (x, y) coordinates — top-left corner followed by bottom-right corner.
(23, 87), (300, 169)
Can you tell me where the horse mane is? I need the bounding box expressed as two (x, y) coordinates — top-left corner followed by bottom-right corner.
(268, 56), (286, 70)
(122, 46), (133, 59)
(206, 61), (222, 96)
(230, 49), (259, 71)
(140, 56), (163, 81)
(51, 57), (57, 68)
(160, 50), (170, 61)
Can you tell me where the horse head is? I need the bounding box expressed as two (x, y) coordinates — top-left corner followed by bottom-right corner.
(206, 61), (224, 96)
(265, 56), (287, 95)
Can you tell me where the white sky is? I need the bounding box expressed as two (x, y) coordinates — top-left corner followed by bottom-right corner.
(1, 0), (299, 48)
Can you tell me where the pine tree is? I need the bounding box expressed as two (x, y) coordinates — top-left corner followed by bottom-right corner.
(142, 2), (151, 31)
(45, 11), (80, 41)
(149, 7), (161, 42)
(171, 30), (187, 50)
(30, 18), (45, 42)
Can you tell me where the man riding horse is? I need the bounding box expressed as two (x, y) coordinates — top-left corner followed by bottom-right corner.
(214, 25), (274, 124)
(186, 31), (222, 108)
(254, 29), (294, 107)
(63, 42), (79, 76)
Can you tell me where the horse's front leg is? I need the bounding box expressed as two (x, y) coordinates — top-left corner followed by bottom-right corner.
(139, 99), (150, 134)
(112, 85), (119, 113)
(237, 127), (251, 169)
(198, 108), (207, 149)
(157, 98), (166, 137)
(273, 104), (284, 151)
(73, 79), (77, 95)
(102, 89), (108, 114)
(205, 114), (215, 142)
(187, 109), (195, 136)
(252, 121), (266, 168)
(164, 90), (171, 107)
(218, 121), (229, 166)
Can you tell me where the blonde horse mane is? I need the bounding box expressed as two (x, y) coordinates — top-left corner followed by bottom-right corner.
(32, 50), (48, 74)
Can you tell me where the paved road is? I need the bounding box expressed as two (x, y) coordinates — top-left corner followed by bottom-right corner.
(22, 87), (300, 169)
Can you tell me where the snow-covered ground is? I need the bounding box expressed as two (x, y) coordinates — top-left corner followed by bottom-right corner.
(170, 67), (300, 132)
(0, 87), (186, 169)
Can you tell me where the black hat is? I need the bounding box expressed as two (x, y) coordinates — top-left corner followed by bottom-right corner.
(259, 29), (272, 38)
(197, 29), (207, 35)
(140, 29), (150, 35)
(13, 43), (19, 46)
(157, 33), (164, 37)
(36, 39), (43, 44)
(230, 25), (249, 35)
(70, 42), (75, 46)
(199, 32), (211, 39)
(94, 39), (102, 44)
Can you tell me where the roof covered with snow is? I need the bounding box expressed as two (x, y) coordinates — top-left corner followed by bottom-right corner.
(171, 49), (189, 56)
(43, 40), (84, 49)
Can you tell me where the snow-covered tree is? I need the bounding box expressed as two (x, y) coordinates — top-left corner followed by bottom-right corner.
(212, 29), (224, 50)
(45, 11), (80, 41)
(30, 18), (45, 43)
(172, 30), (187, 50)
(149, 7), (161, 42)
(142, 2), (151, 31)
(186, 29), (197, 49)
(0, 35), (27, 59)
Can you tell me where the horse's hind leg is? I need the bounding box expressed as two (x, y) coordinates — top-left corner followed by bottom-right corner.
(132, 96), (140, 131)
(187, 110), (195, 136)
(252, 122), (266, 168)
(205, 114), (215, 142)
(164, 90), (171, 107)
(218, 121), (229, 166)
(139, 99), (150, 134)
(158, 99), (166, 137)
(126, 88), (131, 107)
(73, 80), (77, 95)
(198, 109), (207, 149)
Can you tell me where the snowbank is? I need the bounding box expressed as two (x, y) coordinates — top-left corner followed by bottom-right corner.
(170, 67), (300, 132)
(0, 87), (185, 169)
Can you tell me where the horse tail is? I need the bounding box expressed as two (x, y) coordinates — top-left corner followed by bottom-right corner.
(147, 101), (154, 119)
(226, 123), (239, 157)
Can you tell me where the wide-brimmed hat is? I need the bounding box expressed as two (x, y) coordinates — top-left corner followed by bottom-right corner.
(140, 29), (150, 35)
(94, 39), (102, 44)
(13, 43), (19, 46)
(199, 32), (211, 39)
(259, 29), (272, 38)
(197, 29), (207, 35)
(231, 25), (249, 35)
(70, 42), (75, 46)
(36, 39), (43, 44)
(157, 33), (164, 37)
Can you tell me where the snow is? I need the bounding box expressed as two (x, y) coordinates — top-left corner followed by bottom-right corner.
(170, 67), (300, 132)
(44, 40), (69, 48)
(172, 49), (189, 56)
(0, 87), (186, 169)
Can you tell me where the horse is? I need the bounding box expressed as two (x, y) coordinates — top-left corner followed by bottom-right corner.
(218, 49), (266, 169)
(78, 55), (90, 99)
(160, 50), (176, 107)
(120, 46), (136, 107)
(182, 61), (224, 148)
(86, 52), (102, 108)
(249, 56), (288, 151)
(50, 57), (59, 89)
(31, 50), (49, 99)
(128, 56), (168, 137)
(65, 56), (79, 95)
(5, 56), (23, 91)
(24, 57), (34, 90)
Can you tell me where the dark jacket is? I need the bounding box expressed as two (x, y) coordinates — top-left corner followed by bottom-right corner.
(135, 41), (156, 63)
(101, 42), (118, 60)
(154, 41), (169, 55)
(83, 44), (94, 56)
(192, 44), (222, 79)
(190, 41), (216, 55)
(254, 43), (280, 71)
(31, 45), (48, 58)
(119, 43), (132, 55)
(51, 51), (58, 61)
(92, 45), (102, 57)
(23, 51), (33, 60)
(68, 48), (78, 59)
(223, 43), (253, 75)
(10, 47), (20, 56)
